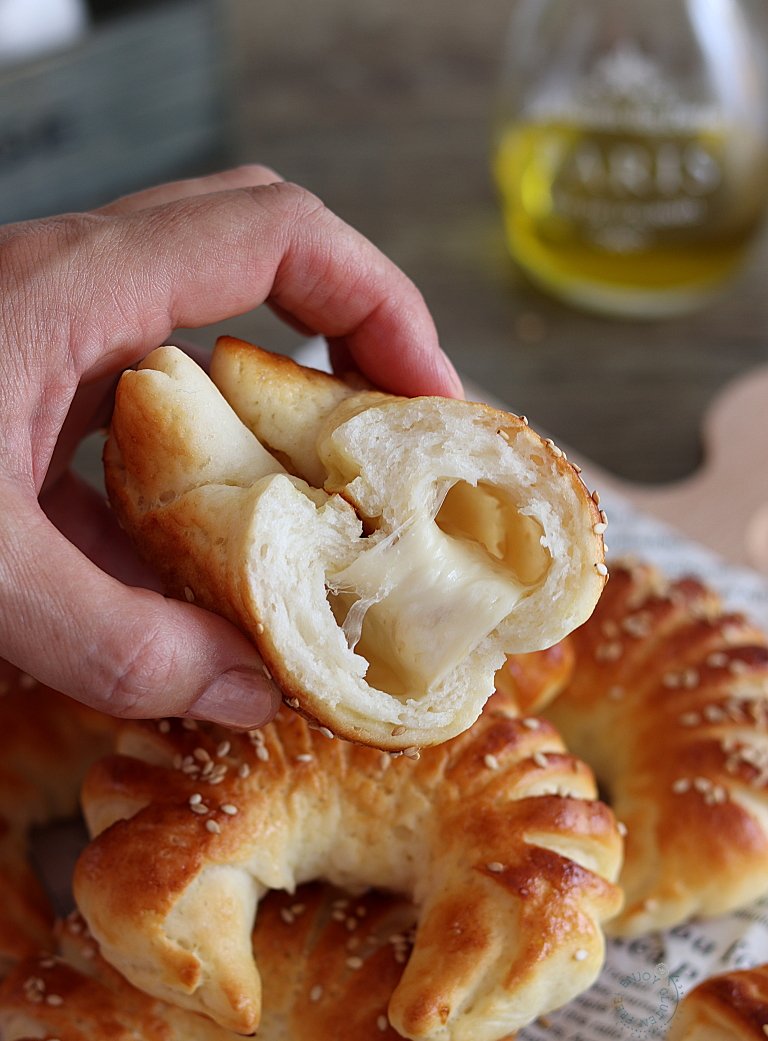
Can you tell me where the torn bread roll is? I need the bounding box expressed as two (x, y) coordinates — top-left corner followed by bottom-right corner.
(104, 337), (606, 749)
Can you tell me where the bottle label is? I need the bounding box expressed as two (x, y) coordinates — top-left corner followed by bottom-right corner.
(512, 46), (732, 250)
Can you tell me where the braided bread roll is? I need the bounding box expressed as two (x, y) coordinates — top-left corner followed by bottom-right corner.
(667, 962), (768, 1040)
(0, 662), (117, 975)
(544, 560), (768, 936)
(104, 338), (606, 749)
(0, 887), (501, 1041)
(74, 693), (623, 1039)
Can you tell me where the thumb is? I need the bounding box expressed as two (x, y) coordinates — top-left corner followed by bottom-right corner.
(0, 481), (282, 728)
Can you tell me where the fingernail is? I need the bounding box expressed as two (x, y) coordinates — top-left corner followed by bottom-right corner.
(439, 351), (464, 399)
(186, 666), (282, 729)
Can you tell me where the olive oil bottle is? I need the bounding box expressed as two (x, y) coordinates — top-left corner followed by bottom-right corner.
(494, 1), (768, 317)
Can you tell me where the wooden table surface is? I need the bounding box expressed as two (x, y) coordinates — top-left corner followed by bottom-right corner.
(177, 0), (768, 488)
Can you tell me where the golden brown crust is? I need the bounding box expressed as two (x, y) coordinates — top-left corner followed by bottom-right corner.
(0, 662), (119, 974)
(0, 887), (516, 1041)
(74, 694), (622, 1039)
(670, 964), (768, 1040)
(495, 640), (576, 714)
(545, 560), (768, 935)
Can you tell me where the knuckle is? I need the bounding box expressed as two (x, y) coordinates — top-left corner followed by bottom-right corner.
(103, 627), (180, 716)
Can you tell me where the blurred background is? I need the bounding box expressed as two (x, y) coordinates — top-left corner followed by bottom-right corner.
(8, 0), (768, 488)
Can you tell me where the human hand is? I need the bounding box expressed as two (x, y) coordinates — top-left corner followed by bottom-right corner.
(0, 165), (463, 729)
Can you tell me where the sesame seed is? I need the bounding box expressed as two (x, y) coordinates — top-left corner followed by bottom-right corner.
(256, 746), (270, 762)
(704, 705), (726, 722)
(184, 587), (195, 603)
(608, 685), (625, 700)
(280, 908), (295, 924)
(216, 741), (231, 758)
(263, 665), (272, 681)
(291, 904), (306, 916)
(593, 522), (607, 535)
(672, 778), (691, 793)
(730, 659), (749, 675)
(182, 719), (198, 731)
(394, 950), (407, 963)
(334, 899), (350, 908)
(693, 777), (712, 792)
(289, 698), (300, 708)
(617, 822), (628, 837)
(592, 490), (601, 506)
(346, 917), (358, 932)
(762, 1026), (768, 1037)
(377, 1015), (389, 1032)
(189, 793), (202, 805)
(595, 641), (622, 662)
(679, 712), (701, 727)
(206, 819), (221, 834)
(487, 862), (504, 873)
(320, 727), (335, 739)
(663, 673), (681, 689)
(484, 753), (500, 770)
(158, 719), (171, 734)
(707, 652), (728, 668)
(82, 946), (95, 959)
(600, 510), (608, 524)
(39, 958), (56, 969)
(644, 898), (659, 912)
(256, 623), (265, 635)
(498, 429), (510, 441)
(46, 994), (63, 1006)
(602, 620), (620, 638)
(389, 751), (403, 758)
(683, 668), (700, 689)
(573, 950), (589, 962)
(190, 803), (209, 815)
(404, 747), (420, 759)
(296, 753), (313, 763)
(238, 763), (250, 779)
(220, 804), (238, 815)
(332, 909), (346, 921)
(356, 906), (367, 917)
(523, 718), (540, 729)
(193, 747), (211, 762)
(173, 754), (183, 770)
(533, 751), (548, 769)
(19, 673), (38, 690)
(392, 725), (407, 736)
(573, 463), (582, 473)
(596, 563), (608, 577)
(310, 984), (323, 1002)
(347, 956), (364, 970)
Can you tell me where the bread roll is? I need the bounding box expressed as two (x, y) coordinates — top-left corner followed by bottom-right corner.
(0, 662), (117, 976)
(104, 338), (606, 749)
(545, 560), (768, 935)
(668, 963), (768, 1041)
(74, 693), (623, 1039)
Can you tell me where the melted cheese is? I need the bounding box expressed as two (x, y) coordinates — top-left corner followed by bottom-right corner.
(328, 509), (532, 697)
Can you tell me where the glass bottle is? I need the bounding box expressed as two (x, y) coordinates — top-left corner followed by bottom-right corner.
(493, 0), (768, 318)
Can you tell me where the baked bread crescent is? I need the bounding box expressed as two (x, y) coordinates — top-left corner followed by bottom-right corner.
(544, 560), (768, 936)
(0, 662), (118, 976)
(667, 962), (768, 1040)
(104, 338), (606, 749)
(0, 887), (511, 1041)
(73, 693), (623, 1038)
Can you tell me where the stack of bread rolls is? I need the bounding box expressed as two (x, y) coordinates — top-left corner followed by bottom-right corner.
(2, 340), (768, 1039)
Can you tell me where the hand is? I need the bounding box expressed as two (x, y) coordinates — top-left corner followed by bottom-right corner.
(0, 165), (463, 728)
